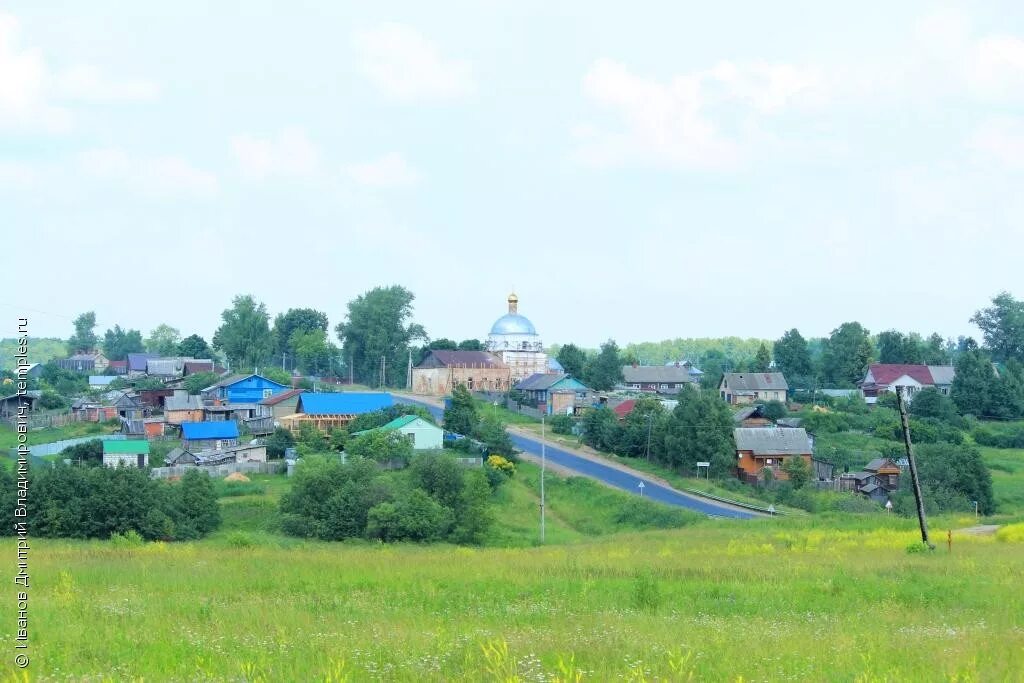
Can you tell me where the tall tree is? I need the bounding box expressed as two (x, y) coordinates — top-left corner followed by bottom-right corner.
(272, 308), (330, 360)
(877, 330), (906, 364)
(822, 322), (873, 386)
(457, 339), (484, 351)
(145, 324), (181, 356)
(754, 343), (772, 372)
(212, 295), (274, 370)
(290, 329), (338, 375)
(923, 333), (949, 365)
(951, 348), (994, 417)
(443, 384), (478, 437)
(177, 334), (213, 359)
(773, 329), (812, 385)
(415, 339), (458, 364)
(971, 292), (1024, 363)
(68, 312), (97, 352)
(584, 339), (624, 391)
(102, 325), (144, 361)
(660, 386), (736, 476)
(556, 343), (588, 379)
(334, 286), (426, 386)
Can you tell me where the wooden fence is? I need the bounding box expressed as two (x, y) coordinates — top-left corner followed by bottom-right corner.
(150, 461), (284, 479)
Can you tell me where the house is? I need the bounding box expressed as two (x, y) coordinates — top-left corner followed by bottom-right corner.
(183, 360), (214, 376)
(516, 373), (591, 415)
(858, 364), (956, 404)
(146, 357), (187, 378)
(733, 404), (772, 427)
(107, 360), (128, 375)
(164, 447), (198, 466)
(181, 420), (239, 450)
(839, 458), (901, 503)
(138, 388), (175, 409)
(143, 416), (166, 438)
(89, 375), (118, 390)
(114, 392), (147, 435)
(612, 399), (637, 420)
(0, 393), (38, 419)
(719, 372), (789, 405)
(24, 363), (43, 379)
(194, 443), (268, 465)
(201, 373), (289, 404)
(279, 392), (394, 435)
(621, 365), (695, 394)
(665, 360), (704, 382)
(57, 351), (108, 373)
(734, 427), (813, 484)
(412, 350), (511, 396)
(164, 390), (204, 425)
(102, 440), (150, 468)
(352, 415), (444, 450)
(126, 353), (159, 377)
(258, 388), (305, 421)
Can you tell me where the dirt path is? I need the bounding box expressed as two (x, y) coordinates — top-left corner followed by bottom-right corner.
(957, 524), (1000, 536)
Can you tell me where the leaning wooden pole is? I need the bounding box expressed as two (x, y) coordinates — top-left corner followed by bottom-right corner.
(895, 386), (933, 549)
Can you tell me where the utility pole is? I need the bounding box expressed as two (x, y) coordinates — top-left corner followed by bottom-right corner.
(407, 349), (413, 391)
(896, 386), (933, 549)
(540, 415), (546, 544)
(282, 352), (286, 371)
(645, 413), (653, 460)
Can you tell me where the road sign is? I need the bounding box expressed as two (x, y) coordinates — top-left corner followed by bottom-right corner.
(696, 462), (710, 467)
(768, 504), (775, 516)
(637, 481), (645, 497)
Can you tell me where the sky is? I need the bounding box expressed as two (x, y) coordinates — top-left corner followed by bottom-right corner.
(2, 1), (1022, 348)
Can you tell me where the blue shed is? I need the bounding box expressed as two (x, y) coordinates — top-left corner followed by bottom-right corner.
(203, 373), (289, 404)
(181, 420), (240, 450)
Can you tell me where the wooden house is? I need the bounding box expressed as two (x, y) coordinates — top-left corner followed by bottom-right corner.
(840, 458), (901, 503)
(733, 404), (772, 427)
(0, 393), (38, 419)
(720, 373), (789, 405)
(734, 427), (812, 484)
(621, 365), (695, 394)
(181, 421), (239, 451)
(258, 388), (304, 420)
(57, 351), (109, 373)
(164, 390), (204, 425)
(201, 373), (289, 404)
(516, 373), (591, 415)
(279, 392), (394, 435)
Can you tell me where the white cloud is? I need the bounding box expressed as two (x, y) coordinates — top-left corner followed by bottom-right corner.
(78, 147), (219, 198)
(53, 64), (159, 102)
(230, 127), (319, 180)
(352, 23), (473, 101)
(573, 58), (823, 170)
(969, 35), (1024, 98)
(345, 153), (420, 188)
(0, 12), (158, 133)
(968, 117), (1024, 169)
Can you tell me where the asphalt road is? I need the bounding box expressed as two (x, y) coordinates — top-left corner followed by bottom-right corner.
(395, 396), (754, 520)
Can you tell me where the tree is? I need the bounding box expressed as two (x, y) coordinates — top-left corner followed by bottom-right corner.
(60, 439), (104, 466)
(556, 343), (588, 379)
(415, 338), (457, 364)
(172, 470), (221, 539)
(774, 330), (813, 383)
(290, 329), (338, 375)
(68, 312), (97, 352)
(915, 443), (994, 514)
(457, 339), (484, 351)
(971, 292), (1024, 363)
(660, 387), (736, 476)
(346, 430), (414, 465)
(474, 413), (514, 456)
(923, 333), (949, 365)
(102, 325), (144, 361)
(877, 330), (906, 364)
(145, 324), (181, 356)
(335, 286), (426, 386)
(822, 322), (873, 386)
(452, 469), (493, 544)
(584, 340), (624, 391)
(951, 349), (994, 416)
(909, 387), (959, 423)
(272, 308), (330, 363)
(699, 349), (731, 390)
(261, 367), (292, 386)
(782, 456), (810, 489)
(265, 427), (295, 458)
(213, 295), (273, 370)
(177, 334), (213, 359)
(183, 371), (220, 395)
(582, 406), (621, 452)
(444, 385), (478, 437)
(763, 400), (788, 422)
(754, 343), (772, 373)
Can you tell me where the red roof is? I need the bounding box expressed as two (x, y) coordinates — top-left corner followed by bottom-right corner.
(613, 400), (636, 419)
(109, 360), (128, 368)
(865, 364), (935, 387)
(259, 388), (304, 406)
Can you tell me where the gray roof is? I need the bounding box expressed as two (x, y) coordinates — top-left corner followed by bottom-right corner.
(722, 372), (789, 392)
(622, 365), (694, 384)
(165, 392), (204, 411)
(734, 427), (811, 455)
(146, 358), (186, 376)
(927, 365), (955, 385)
(517, 373), (568, 391)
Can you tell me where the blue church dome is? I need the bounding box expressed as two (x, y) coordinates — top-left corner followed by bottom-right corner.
(490, 313), (537, 336)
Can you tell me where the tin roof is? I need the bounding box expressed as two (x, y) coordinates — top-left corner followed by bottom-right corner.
(296, 392), (394, 415)
(181, 421), (239, 440)
(734, 427), (811, 455)
(722, 372), (789, 391)
(103, 440), (151, 454)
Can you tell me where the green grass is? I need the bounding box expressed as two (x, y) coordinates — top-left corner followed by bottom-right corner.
(980, 446), (1024, 514)
(24, 514), (1024, 680)
(0, 420), (117, 450)
(475, 399), (539, 425)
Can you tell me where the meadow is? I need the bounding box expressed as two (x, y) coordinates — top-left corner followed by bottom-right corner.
(14, 467), (1024, 681)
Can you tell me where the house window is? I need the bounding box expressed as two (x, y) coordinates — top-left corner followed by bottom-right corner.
(263, 388), (273, 398)
(659, 384), (669, 390)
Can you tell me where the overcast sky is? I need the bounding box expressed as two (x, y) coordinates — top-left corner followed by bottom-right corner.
(2, 2), (1021, 347)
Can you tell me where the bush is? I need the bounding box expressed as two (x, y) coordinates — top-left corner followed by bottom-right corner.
(763, 400), (788, 422)
(346, 430), (414, 465)
(365, 490), (454, 542)
(38, 390), (67, 410)
(972, 424), (1024, 449)
(549, 414), (575, 435)
(265, 427), (295, 458)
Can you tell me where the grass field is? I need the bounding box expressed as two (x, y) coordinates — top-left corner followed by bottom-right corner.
(21, 512), (1024, 681)
(979, 446), (1024, 513)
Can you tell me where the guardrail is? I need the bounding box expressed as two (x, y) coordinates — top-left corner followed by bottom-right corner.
(677, 486), (789, 516)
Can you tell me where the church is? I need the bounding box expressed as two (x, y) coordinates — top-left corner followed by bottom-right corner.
(486, 293), (549, 382)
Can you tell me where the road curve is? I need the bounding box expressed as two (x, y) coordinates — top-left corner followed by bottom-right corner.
(394, 395), (754, 520)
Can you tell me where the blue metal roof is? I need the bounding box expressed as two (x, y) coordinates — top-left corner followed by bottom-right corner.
(297, 392), (394, 415)
(181, 421), (239, 440)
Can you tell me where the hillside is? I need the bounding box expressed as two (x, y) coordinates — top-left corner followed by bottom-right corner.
(0, 337), (66, 371)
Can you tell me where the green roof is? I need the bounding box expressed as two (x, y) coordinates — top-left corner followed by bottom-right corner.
(103, 440), (150, 454)
(351, 415), (434, 437)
